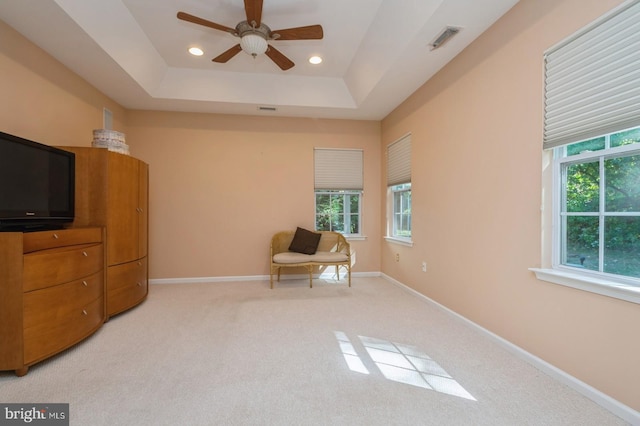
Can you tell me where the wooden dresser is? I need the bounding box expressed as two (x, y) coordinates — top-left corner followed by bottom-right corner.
(0, 227), (105, 376)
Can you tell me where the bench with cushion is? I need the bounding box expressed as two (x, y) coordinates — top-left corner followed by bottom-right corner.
(270, 228), (351, 288)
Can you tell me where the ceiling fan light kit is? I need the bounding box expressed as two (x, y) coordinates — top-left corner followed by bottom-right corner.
(240, 33), (268, 57)
(177, 0), (323, 70)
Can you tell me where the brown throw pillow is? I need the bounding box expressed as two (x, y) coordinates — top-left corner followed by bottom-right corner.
(288, 227), (321, 254)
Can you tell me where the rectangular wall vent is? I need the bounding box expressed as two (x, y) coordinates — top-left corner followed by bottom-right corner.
(430, 26), (461, 50)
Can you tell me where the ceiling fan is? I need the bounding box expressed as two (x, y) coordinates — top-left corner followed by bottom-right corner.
(177, 0), (323, 71)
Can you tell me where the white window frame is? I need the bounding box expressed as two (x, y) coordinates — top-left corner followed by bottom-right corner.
(532, 137), (640, 305)
(314, 189), (362, 236)
(385, 134), (412, 245)
(390, 183), (412, 241)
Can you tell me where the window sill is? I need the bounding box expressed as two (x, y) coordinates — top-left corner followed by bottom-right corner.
(529, 268), (640, 305)
(384, 236), (413, 247)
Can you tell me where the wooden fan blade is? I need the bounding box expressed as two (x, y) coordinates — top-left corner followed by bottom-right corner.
(244, 0), (263, 27)
(265, 45), (295, 70)
(177, 11), (236, 34)
(271, 25), (323, 40)
(212, 44), (243, 63)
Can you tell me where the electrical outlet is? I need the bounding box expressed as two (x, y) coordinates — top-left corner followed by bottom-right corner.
(395, 253), (400, 262)
(421, 261), (427, 272)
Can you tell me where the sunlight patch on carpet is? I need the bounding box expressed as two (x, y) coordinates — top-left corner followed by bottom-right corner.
(334, 332), (476, 401)
(334, 331), (370, 374)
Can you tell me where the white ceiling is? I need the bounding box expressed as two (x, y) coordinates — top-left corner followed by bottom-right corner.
(0, 0), (519, 120)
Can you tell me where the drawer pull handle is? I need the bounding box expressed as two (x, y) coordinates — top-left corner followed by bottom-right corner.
(53, 233), (59, 239)
(82, 310), (88, 316)
(82, 280), (88, 287)
(82, 251), (88, 257)
(137, 261), (142, 266)
(137, 282), (142, 287)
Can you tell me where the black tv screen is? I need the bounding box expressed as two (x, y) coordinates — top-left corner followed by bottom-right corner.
(0, 131), (75, 231)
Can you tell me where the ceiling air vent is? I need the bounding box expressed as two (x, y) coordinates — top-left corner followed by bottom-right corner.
(429, 26), (461, 50)
(258, 106), (277, 112)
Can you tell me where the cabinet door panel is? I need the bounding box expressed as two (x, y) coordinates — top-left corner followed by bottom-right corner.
(107, 153), (139, 265)
(138, 161), (149, 259)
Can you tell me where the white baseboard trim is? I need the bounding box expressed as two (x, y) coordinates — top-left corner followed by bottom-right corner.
(149, 271), (381, 285)
(151, 275), (265, 284)
(381, 273), (640, 425)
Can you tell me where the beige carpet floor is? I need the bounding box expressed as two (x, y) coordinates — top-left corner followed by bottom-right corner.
(0, 277), (629, 425)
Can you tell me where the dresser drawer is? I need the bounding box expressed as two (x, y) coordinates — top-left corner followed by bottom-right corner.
(107, 257), (148, 316)
(23, 228), (102, 253)
(23, 271), (104, 327)
(23, 243), (103, 291)
(23, 295), (103, 365)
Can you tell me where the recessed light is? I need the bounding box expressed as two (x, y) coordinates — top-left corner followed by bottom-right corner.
(189, 47), (204, 56)
(309, 56), (322, 65)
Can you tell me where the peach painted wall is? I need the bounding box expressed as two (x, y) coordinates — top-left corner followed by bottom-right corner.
(381, 0), (639, 410)
(125, 111), (381, 280)
(0, 20), (126, 145)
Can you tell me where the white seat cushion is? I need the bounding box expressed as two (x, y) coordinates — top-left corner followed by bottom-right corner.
(273, 251), (348, 264)
(310, 251), (348, 263)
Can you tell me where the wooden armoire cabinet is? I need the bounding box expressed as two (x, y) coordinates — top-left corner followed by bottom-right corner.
(60, 147), (149, 318)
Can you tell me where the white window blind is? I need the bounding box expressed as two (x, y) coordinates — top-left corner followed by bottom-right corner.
(543, 0), (640, 149)
(314, 148), (363, 190)
(387, 134), (411, 186)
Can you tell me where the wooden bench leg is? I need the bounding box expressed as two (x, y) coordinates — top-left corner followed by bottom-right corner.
(309, 265), (313, 288)
(270, 266), (274, 289)
(271, 265), (282, 289)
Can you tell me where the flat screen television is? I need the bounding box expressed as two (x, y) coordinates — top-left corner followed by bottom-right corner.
(0, 130), (75, 232)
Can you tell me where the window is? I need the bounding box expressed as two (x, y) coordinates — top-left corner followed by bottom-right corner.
(314, 148), (363, 236)
(386, 134), (411, 241)
(533, 1), (640, 303)
(555, 127), (640, 282)
(392, 183), (411, 238)
(315, 190), (360, 234)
